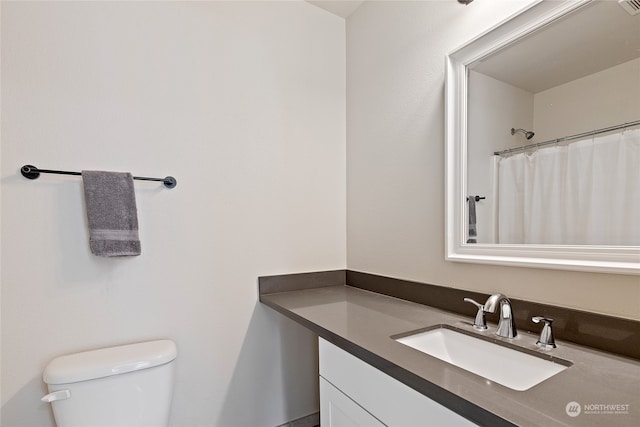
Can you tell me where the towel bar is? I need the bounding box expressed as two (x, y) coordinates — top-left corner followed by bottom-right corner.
(466, 196), (485, 202)
(20, 165), (177, 189)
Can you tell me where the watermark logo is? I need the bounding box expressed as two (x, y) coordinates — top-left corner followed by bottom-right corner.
(583, 403), (630, 415)
(566, 401), (581, 417)
(566, 401), (630, 417)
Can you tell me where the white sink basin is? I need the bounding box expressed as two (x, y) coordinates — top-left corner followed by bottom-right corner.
(394, 326), (570, 391)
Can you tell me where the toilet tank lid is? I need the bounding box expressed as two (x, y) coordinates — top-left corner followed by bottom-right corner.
(43, 339), (177, 385)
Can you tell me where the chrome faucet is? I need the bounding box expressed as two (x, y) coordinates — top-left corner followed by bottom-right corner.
(463, 298), (488, 330)
(532, 316), (556, 348)
(483, 293), (517, 338)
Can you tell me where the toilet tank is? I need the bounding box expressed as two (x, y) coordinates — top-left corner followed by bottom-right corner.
(42, 340), (177, 427)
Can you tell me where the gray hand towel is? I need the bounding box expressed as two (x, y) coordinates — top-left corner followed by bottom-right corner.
(82, 171), (141, 256)
(467, 196), (477, 244)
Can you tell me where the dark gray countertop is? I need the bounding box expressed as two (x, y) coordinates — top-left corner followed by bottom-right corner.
(260, 285), (640, 427)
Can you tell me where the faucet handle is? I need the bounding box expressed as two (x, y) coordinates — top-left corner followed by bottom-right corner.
(532, 316), (556, 349)
(464, 298), (487, 330)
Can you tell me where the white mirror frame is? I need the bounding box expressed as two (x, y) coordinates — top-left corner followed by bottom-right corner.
(445, 0), (639, 275)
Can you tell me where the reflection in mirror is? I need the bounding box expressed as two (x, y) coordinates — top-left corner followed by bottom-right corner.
(467, 0), (639, 246)
(445, 0), (640, 274)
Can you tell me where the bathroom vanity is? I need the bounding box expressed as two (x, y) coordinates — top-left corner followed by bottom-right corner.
(259, 271), (640, 427)
(320, 337), (474, 426)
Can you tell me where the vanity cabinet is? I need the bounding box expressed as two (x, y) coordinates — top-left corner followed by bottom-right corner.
(320, 378), (386, 426)
(319, 338), (475, 426)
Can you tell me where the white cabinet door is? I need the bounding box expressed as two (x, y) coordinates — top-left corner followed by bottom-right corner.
(320, 377), (386, 427)
(319, 338), (476, 427)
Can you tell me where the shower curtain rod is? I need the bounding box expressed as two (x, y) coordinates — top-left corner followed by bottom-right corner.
(493, 119), (640, 156)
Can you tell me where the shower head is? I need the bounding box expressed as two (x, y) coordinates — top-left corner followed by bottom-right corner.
(511, 128), (535, 140)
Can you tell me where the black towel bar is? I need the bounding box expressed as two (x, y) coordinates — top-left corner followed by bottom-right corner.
(20, 165), (177, 189)
(466, 196), (485, 202)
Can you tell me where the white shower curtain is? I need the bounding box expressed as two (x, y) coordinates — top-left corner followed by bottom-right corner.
(496, 128), (640, 245)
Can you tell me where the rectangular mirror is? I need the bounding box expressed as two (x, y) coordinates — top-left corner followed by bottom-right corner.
(445, 0), (639, 274)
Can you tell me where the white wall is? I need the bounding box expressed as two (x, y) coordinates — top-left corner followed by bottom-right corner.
(1, 2), (345, 426)
(346, 0), (640, 321)
(533, 57), (640, 141)
(467, 71), (533, 243)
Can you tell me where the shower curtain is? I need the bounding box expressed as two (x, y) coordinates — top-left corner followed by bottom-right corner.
(496, 128), (640, 245)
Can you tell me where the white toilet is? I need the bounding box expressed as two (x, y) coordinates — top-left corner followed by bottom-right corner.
(41, 339), (177, 427)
